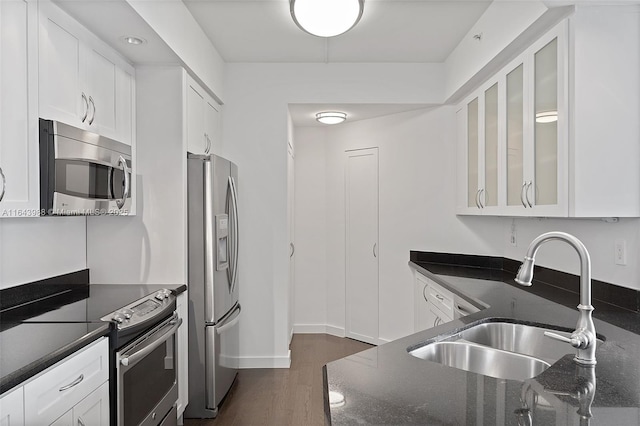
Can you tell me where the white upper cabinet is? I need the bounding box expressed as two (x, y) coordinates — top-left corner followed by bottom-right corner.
(38, 1), (135, 145)
(458, 10), (640, 218)
(186, 75), (220, 155)
(458, 23), (568, 217)
(0, 0), (40, 217)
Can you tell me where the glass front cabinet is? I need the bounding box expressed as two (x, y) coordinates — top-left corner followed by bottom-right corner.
(457, 22), (568, 217)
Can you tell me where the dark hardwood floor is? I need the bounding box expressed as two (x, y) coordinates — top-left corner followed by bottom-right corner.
(184, 333), (373, 426)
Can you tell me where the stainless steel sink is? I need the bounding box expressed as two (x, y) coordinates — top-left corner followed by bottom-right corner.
(408, 320), (603, 381)
(454, 322), (576, 364)
(409, 341), (550, 381)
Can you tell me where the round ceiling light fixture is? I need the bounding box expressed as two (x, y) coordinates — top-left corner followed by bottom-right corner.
(290, 0), (364, 38)
(316, 111), (347, 125)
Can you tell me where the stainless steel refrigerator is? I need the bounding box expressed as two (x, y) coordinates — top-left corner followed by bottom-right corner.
(185, 153), (241, 418)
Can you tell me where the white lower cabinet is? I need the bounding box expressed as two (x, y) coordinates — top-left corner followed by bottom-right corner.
(0, 386), (24, 426)
(49, 382), (109, 426)
(22, 338), (109, 426)
(414, 271), (480, 332)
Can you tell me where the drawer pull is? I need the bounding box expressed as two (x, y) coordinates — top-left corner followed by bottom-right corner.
(435, 294), (444, 301)
(59, 374), (84, 392)
(78, 418), (86, 426)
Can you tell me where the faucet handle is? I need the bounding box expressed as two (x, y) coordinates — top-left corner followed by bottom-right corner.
(544, 331), (582, 348)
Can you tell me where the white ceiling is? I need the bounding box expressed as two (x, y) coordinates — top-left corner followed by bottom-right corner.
(184, 0), (492, 63)
(289, 103), (436, 127)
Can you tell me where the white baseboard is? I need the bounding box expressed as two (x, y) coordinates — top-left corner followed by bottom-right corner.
(293, 324), (329, 334)
(325, 325), (346, 338)
(293, 324), (346, 338)
(238, 352), (291, 369)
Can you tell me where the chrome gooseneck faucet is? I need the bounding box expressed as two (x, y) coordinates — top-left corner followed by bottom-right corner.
(515, 232), (597, 366)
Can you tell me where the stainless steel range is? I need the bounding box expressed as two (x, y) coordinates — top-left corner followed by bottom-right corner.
(102, 289), (181, 426)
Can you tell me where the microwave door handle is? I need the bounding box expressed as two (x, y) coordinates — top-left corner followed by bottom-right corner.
(120, 317), (182, 368)
(116, 155), (130, 209)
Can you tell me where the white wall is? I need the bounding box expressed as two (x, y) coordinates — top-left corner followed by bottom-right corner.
(222, 62), (446, 367)
(503, 218), (640, 290)
(87, 67), (188, 286)
(292, 127), (328, 332)
(294, 107), (505, 342)
(0, 218), (87, 289)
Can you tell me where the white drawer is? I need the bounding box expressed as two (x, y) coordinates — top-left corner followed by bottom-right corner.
(426, 284), (454, 318)
(24, 338), (108, 426)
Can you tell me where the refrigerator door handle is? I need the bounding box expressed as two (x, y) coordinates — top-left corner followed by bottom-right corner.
(229, 176), (240, 294)
(216, 304), (241, 335)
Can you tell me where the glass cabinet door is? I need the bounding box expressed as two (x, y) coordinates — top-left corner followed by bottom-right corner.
(506, 64), (525, 207)
(484, 83), (498, 207)
(533, 38), (558, 206)
(467, 98), (479, 208)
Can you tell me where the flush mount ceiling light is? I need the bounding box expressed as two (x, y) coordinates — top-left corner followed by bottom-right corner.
(122, 36), (146, 45)
(316, 111), (347, 125)
(535, 110), (558, 123)
(290, 0), (364, 38)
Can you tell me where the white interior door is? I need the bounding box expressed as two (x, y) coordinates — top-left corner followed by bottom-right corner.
(345, 147), (379, 345)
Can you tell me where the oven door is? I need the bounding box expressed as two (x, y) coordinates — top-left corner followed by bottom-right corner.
(117, 314), (182, 426)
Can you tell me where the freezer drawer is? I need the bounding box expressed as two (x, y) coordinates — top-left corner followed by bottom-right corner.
(205, 303), (241, 411)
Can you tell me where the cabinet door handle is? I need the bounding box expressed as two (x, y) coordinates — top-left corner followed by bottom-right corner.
(78, 418), (85, 426)
(0, 167), (5, 202)
(88, 96), (96, 125)
(520, 182), (528, 208)
(290, 242), (295, 258)
(373, 243), (377, 258)
(81, 92), (88, 122)
(479, 188), (485, 209)
(59, 374), (84, 391)
(525, 181), (533, 208)
(475, 189), (481, 209)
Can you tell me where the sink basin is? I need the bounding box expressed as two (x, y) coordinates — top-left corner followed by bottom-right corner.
(455, 321), (576, 364)
(408, 320), (604, 381)
(409, 341), (551, 381)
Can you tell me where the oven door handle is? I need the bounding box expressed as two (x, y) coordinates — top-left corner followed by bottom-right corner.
(120, 317), (182, 367)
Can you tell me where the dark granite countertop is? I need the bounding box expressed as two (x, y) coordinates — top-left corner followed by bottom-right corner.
(324, 257), (640, 425)
(0, 322), (110, 394)
(0, 271), (187, 395)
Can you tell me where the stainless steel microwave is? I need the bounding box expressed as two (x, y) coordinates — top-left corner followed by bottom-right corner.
(39, 119), (132, 215)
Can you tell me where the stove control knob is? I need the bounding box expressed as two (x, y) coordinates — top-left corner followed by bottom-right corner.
(120, 308), (134, 319)
(155, 292), (165, 301)
(112, 313), (126, 324)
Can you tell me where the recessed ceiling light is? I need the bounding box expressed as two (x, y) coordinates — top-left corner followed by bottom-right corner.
(290, 0), (364, 38)
(316, 111), (347, 125)
(535, 111), (558, 123)
(122, 36), (146, 45)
